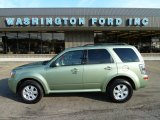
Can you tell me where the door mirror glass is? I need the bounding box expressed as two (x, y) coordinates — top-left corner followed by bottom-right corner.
(50, 62), (57, 67)
(55, 62), (60, 67)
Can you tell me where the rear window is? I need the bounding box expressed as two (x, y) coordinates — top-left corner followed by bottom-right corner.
(113, 48), (139, 62)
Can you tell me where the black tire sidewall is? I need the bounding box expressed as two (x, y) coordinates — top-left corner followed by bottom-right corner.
(109, 79), (133, 103)
(19, 80), (43, 104)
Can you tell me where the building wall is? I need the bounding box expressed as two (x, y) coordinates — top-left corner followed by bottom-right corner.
(0, 8), (160, 54)
(1, 8), (160, 31)
(65, 31), (94, 48)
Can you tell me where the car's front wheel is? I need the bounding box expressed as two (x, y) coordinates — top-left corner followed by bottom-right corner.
(18, 80), (43, 104)
(108, 79), (133, 103)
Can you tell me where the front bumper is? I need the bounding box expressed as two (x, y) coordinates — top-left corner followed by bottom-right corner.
(8, 78), (17, 94)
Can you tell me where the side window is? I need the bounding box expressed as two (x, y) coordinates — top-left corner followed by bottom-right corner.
(87, 49), (113, 64)
(56, 50), (84, 66)
(113, 48), (140, 62)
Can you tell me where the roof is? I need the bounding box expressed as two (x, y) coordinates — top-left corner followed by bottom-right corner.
(0, 8), (160, 17)
(65, 44), (133, 51)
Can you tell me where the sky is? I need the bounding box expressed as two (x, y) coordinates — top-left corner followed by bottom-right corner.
(0, 0), (160, 8)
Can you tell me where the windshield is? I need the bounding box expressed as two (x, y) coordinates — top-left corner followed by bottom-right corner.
(42, 49), (65, 65)
(42, 54), (58, 65)
(49, 54), (58, 62)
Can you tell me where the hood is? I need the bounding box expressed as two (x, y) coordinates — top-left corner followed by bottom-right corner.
(13, 60), (49, 71)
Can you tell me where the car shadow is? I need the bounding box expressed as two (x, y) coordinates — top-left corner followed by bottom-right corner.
(45, 92), (111, 102)
(0, 78), (111, 103)
(45, 92), (112, 102)
(0, 78), (22, 102)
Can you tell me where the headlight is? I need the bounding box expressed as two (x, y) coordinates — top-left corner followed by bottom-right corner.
(10, 70), (16, 78)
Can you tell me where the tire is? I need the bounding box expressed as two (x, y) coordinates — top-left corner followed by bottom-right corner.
(18, 80), (44, 104)
(108, 79), (133, 103)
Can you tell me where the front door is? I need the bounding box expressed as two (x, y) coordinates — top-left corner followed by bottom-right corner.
(45, 50), (84, 90)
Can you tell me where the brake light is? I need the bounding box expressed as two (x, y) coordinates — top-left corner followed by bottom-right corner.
(143, 76), (149, 80)
(139, 64), (146, 75)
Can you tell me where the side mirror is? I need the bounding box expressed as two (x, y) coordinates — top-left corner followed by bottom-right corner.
(50, 62), (56, 68)
(50, 61), (60, 67)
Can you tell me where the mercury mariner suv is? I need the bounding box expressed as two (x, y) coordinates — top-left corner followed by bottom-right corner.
(8, 44), (148, 104)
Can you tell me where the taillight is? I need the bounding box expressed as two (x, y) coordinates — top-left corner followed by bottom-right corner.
(139, 64), (146, 75)
(143, 76), (149, 80)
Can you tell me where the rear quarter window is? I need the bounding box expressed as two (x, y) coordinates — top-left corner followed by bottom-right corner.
(113, 48), (139, 62)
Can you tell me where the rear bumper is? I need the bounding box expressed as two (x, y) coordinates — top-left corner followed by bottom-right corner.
(139, 75), (148, 88)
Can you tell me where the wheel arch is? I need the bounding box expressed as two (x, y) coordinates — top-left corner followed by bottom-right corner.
(106, 76), (136, 92)
(16, 78), (47, 95)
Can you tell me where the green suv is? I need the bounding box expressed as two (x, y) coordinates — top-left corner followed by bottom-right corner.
(8, 44), (148, 104)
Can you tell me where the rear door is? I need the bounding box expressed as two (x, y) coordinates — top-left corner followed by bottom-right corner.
(83, 49), (117, 90)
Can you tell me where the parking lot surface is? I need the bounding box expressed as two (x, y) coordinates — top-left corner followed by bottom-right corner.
(0, 61), (160, 120)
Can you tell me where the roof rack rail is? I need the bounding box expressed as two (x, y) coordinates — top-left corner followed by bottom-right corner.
(83, 43), (128, 46)
(83, 44), (94, 46)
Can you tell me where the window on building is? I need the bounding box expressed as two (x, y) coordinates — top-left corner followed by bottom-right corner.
(0, 33), (5, 53)
(0, 32), (64, 54)
(3, 32), (17, 54)
(94, 31), (160, 53)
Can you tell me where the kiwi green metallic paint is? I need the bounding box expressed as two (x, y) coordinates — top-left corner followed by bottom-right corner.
(8, 44), (148, 103)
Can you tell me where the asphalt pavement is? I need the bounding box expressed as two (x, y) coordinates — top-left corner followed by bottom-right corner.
(0, 61), (160, 120)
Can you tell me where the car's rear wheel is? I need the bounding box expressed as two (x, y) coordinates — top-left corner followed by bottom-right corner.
(18, 80), (43, 104)
(108, 79), (133, 103)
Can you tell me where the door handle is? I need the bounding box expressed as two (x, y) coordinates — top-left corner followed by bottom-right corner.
(104, 66), (112, 70)
(71, 68), (79, 74)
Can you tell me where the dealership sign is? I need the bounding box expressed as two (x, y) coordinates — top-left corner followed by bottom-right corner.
(5, 17), (149, 26)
